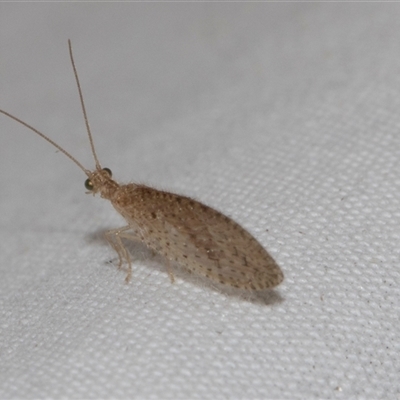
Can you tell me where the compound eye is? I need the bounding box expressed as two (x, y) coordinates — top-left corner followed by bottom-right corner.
(85, 178), (94, 191)
(103, 167), (112, 177)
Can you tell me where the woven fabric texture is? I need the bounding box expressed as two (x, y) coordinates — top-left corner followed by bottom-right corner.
(1, 4), (399, 399)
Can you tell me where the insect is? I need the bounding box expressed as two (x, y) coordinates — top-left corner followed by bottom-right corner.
(0, 40), (283, 290)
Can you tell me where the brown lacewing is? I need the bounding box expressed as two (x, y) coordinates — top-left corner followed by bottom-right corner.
(0, 40), (283, 290)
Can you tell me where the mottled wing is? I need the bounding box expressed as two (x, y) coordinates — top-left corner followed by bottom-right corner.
(158, 193), (283, 290)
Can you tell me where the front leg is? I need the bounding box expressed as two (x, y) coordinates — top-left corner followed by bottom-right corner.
(104, 225), (142, 282)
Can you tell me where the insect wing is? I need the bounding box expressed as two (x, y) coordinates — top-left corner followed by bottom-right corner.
(160, 195), (283, 290)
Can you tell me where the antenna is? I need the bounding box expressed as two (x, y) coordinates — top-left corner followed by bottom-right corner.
(0, 40), (101, 176)
(0, 109), (89, 174)
(68, 39), (101, 170)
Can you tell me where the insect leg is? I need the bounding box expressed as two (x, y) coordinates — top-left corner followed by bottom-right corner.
(164, 258), (175, 284)
(116, 231), (176, 284)
(105, 225), (138, 282)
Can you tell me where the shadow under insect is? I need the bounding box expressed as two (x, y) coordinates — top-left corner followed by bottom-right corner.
(86, 228), (284, 306)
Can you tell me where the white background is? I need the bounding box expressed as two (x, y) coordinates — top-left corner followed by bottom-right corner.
(1, 3), (399, 399)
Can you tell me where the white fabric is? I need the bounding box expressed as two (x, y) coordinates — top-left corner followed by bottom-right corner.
(1, 4), (399, 399)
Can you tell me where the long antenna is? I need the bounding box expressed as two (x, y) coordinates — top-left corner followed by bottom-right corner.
(0, 40), (106, 175)
(0, 109), (89, 174)
(0, 40), (102, 176)
(68, 39), (101, 170)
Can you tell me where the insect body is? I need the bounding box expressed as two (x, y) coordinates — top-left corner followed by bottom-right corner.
(0, 41), (283, 290)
